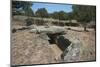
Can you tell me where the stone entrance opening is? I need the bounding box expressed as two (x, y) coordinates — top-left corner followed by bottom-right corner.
(47, 33), (72, 60)
(47, 34), (71, 52)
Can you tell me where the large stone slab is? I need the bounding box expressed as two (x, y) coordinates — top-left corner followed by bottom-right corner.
(61, 39), (82, 62)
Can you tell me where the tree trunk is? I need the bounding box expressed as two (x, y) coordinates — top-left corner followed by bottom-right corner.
(84, 26), (87, 31)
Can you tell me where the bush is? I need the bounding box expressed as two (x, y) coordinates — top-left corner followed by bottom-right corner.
(25, 18), (33, 26)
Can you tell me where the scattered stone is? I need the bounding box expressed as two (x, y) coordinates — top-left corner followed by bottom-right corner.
(12, 28), (17, 33)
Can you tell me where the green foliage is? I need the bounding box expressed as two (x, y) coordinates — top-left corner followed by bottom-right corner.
(49, 11), (68, 20)
(12, 1), (96, 29)
(58, 11), (68, 20)
(25, 7), (34, 17)
(50, 12), (59, 19)
(35, 8), (49, 18)
(12, 1), (34, 16)
(72, 5), (96, 23)
(67, 12), (73, 20)
(72, 5), (96, 31)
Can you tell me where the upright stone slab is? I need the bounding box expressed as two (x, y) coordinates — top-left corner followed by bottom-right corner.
(61, 39), (82, 62)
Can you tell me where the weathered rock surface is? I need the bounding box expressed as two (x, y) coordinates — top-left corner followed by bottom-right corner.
(30, 26), (65, 34)
(62, 30), (96, 62)
(61, 39), (82, 62)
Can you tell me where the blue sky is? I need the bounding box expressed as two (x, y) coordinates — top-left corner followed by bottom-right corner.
(32, 2), (73, 13)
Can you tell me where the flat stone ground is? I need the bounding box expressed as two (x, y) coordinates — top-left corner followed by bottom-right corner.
(11, 23), (96, 65)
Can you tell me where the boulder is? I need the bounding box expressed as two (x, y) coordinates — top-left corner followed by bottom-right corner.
(61, 39), (82, 62)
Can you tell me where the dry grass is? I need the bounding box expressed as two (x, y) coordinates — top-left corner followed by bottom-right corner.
(11, 21), (96, 65)
(11, 30), (57, 65)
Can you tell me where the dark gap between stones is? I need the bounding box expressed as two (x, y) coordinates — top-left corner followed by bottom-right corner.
(47, 34), (71, 52)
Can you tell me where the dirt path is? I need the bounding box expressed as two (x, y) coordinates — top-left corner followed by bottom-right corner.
(49, 44), (63, 60)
